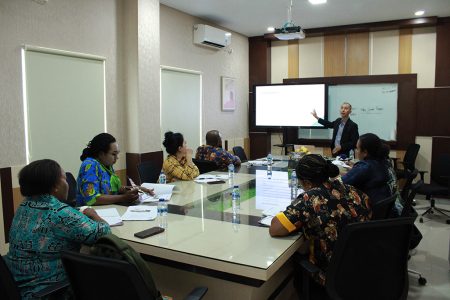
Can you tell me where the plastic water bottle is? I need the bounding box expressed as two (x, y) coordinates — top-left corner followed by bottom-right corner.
(228, 163), (235, 179)
(290, 171), (298, 201)
(349, 149), (355, 160)
(159, 171), (166, 184)
(158, 198), (168, 229)
(267, 153), (273, 179)
(231, 185), (240, 216)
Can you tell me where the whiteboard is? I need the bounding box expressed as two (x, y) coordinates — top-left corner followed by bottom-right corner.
(299, 83), (398, 141)
(160, 68), (202, 155)
(24, 47), (105, 176)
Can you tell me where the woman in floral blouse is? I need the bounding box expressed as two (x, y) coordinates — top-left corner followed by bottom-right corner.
(162, 131), (199, 182)
(270, 154), (371, 285)
(5, 159), (111, 299)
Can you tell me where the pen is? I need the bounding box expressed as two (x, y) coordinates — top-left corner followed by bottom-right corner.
(130, 209), (152, 212)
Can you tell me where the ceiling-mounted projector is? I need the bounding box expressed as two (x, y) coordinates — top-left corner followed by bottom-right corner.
(273, 26), (305, 40)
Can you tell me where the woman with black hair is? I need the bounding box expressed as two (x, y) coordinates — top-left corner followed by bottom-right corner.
(342, 133), (400, 207)
(269, 154), (371, 285)
(76, 133), (153, 206)
(5, 159), (110, 299)
(162, 131), (199, 182)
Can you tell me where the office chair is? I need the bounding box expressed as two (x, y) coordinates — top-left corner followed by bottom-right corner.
(61, 250), (207, 300)
(64, 172), (77, 207)
(1, 255), (68, 300)
(371, 194), (397, 220)
(295, 217), (414, 300)
(232, 146), (248, 162)
(416, 153), (450, 224)
(137, 161), (161, 184)
(192, 159), (220, 174)
(392, 143), (420, 180)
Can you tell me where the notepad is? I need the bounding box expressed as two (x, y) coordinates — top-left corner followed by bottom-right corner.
(96, 208), (123, 226)
(141, 183), (175, 202)
(195, 174), (229, 183)
(121, 206), (158, 221)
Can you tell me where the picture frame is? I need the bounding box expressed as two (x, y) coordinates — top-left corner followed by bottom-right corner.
(221, 76), (236, 111)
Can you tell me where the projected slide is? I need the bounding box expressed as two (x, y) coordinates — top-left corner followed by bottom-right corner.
(255, 84), (326, 127)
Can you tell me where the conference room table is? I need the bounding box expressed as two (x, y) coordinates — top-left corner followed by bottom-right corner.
(107, 158), (303, 299)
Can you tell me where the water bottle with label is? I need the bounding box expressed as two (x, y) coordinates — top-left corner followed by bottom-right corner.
(231, 185), (240, 215)
(290, 170), (298, 201)
(228, 163), (235, 179)
(158, 198), (168, 229)
(267, 153), (273, 179)
(349, 149), (355, 161)
(159, 171), (166, 184)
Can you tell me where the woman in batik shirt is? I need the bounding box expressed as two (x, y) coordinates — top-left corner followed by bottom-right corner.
(270, 154), (371, 285)
(76, 133), (153, 206)
(5, 159), (111, 299)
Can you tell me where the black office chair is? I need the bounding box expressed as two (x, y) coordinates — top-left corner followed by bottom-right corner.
(137, 161), (161, 184)
(64, 172), (77, 207)
(61, 251), (207, 300)
(416, 153), (450, 224)
(192, 159), (220, 174)
(371, 194), (397, 220)
(1, 255), (68, 300)
(296, 217), (414, 300)
(232, 146), (248, 162)
(393, 143), (420, 180)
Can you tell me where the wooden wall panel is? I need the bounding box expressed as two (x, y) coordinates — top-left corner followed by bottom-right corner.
(288, 40), (299, 78)
(324, 34), (346, 76)
(249, 132), (271, 160)
(0, 168), (13, 243)
(346, 32), (369, 75)
(431, 137), (450, 184)
(398, 28), (412, 74)
(435, 19), (450, 87)
(416, 88), (450, 136)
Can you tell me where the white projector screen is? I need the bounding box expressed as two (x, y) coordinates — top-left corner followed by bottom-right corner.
(255, 84), (326, 127)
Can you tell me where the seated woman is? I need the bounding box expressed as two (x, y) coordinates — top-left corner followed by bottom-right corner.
(5, 159), (111, 299)
(342, 133), (400, 208)
(76, 133), (153, 206)
(162, 131), (199, 182)
(270, 154), (371, 285)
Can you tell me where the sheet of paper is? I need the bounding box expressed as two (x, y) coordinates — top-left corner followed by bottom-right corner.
(247, 160), (267, 166)
(195, 174), (229, 183)
(258, 216), (274, 227)
(95, 208), (123, 227)
(141, 183), (175, 201)
(332, 159), (351, 169)
(262, 206), (284, 217)
(121, 205), (158, 221)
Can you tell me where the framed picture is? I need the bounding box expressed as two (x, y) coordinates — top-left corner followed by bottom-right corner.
(222, 76), (236, 111)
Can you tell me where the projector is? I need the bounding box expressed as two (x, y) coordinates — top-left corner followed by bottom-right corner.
(273, 26), (305, 40)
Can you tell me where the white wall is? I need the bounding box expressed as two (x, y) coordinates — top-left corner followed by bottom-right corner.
(159, 5), (249, 143)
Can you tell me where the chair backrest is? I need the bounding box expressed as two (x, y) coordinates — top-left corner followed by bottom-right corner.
(431, 153), (450, 186)
(401, 180), (424, 218)
(371, 194), (397, 220)
(137, 161), (161, 184)
(192, 159), (220, 174)
(232, 146), (248, 162)
(0, 256), (21, 300)
(402, 143), (420, 171)
(65, 172), (77, 207)
(400, 169), (419, 201)
(326, 218), (414, 300)
(61, 250), (157, 300)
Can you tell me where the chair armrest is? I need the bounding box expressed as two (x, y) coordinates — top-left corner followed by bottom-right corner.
(184, 287), (208, 300)
(419, 170), (428, 181)
(33, 280), (69, 298)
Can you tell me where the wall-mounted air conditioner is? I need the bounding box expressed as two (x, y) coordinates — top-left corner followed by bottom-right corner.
(193, 24), (231, 49)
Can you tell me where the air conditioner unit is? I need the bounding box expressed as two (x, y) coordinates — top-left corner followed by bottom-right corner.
(193, 24), (231, 49)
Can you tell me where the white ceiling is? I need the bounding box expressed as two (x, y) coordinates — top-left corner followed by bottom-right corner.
(160, 0), (450, 37)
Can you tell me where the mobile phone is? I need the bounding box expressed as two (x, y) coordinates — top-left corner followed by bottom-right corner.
(134, 227), (165, 239)
(207, 180), (226, 185)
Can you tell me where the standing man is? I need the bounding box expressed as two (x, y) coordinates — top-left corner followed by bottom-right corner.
(195, 130), (241, 169)
(311, 102), (359, 157)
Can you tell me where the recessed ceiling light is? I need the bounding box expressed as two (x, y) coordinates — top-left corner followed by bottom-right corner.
(309, 0), (327, 4)
(415, 10), (425, 16)
(267, 27), (275, 32)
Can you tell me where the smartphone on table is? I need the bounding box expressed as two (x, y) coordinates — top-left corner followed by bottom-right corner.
(134, 227), (165, 239)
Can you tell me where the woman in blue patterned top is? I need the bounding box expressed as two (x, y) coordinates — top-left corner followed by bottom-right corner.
(5, 159), (111, 299)
(76, 133), (153, 206)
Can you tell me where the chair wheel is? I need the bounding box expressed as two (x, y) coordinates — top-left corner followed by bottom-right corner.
(418, 277), (427, 285)
(411, 202), (416, 206)
(419, 217), (423, 223)
(446, 219), (450, 225)
(430, 211), (434, 214)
